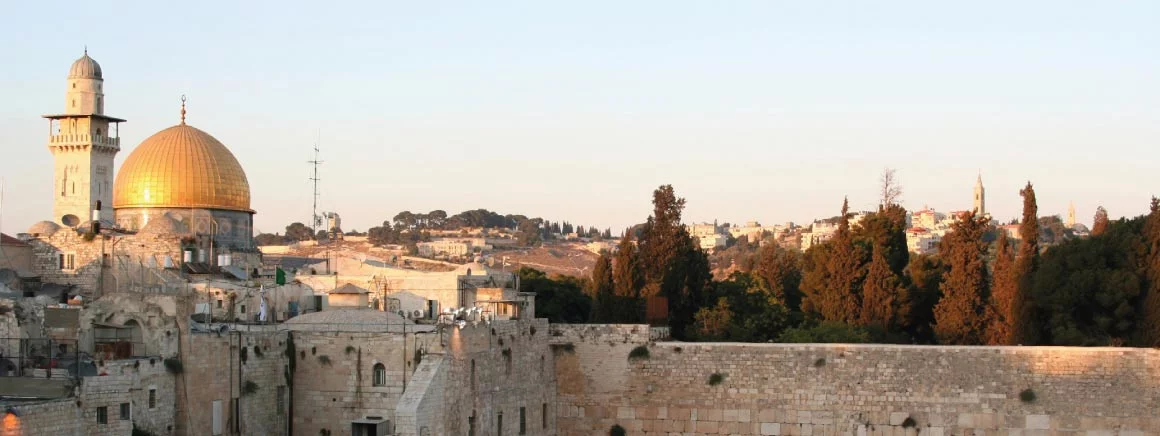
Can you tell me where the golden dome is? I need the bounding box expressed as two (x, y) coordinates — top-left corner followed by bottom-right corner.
(113, 124), (252, 213)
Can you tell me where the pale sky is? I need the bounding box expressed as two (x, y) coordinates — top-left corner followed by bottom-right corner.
(1, 1), (1157, 235)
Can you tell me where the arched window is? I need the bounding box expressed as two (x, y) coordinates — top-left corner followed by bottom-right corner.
(372, 363), (386, 386)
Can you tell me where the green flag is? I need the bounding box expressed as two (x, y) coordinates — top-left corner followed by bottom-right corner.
(276, 267), (286, 285)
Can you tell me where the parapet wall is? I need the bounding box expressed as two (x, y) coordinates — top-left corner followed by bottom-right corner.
(551, 324), (1160, 435)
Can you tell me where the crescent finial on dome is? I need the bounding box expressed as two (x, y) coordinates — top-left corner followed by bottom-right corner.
(180, 95), (187, 125)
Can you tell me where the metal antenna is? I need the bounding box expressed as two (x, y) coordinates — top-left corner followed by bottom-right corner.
(308, 134), (323, 235)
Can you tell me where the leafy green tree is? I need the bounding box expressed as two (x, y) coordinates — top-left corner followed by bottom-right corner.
(932, 211), (991, 345)
(255, 233), (285, 246)
(1014, 182), (1040, 343)
(1092, 206), (1110, 236)
(693, 297), (734, 341)
(902, 253), (946, 343)
(520, 268), (592, 323)
(1032, 218), (1145, 345)
(707, 272), (794, 342)
(985, 231), (1019, 345)
(516, 218), (543, 247)
(590, 252), (616, 322)
(859, 244), (903, 331)
(285, 222), (314, 242)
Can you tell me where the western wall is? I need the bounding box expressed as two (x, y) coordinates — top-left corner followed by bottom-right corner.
(551, 324), (1160, 436)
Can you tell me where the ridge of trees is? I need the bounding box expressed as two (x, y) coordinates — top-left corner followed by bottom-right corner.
(527, 176), (1160, 348)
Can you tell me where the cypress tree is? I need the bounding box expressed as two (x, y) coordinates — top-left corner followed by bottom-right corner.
(859, 243), (902, 331)
(986, 231), (1019, 345)
(1137, 198), (1160, 346)
(756, 244), (803, 311)
(590, 251), (615, 322)
(822, 197), (865, 324)
(1092, 206), (1110, 236)
(612, 232), (643, 322)
(1014, 182), (1040, 343)
(933, 210), (990, 345)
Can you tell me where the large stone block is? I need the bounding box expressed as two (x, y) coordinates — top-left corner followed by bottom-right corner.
(761, 422), (782, 435)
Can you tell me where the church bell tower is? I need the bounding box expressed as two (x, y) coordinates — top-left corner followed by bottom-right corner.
(43, 49), (125, 227)
(973, 174), (986, 217)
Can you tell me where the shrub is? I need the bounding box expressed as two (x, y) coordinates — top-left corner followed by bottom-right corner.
(673, 346), (683, 353)
(708, 372), (725, 386)
(1019, 388), (1036, 403)
(242, 380), (259, 396)
(163, 358), (183, 374)
(814, 358), (826, 367)
(240, 346), (248, 363)
(253, 346), (263, 358)
(529, 326), (537, 336)
(628, 345), (650, 360)
(345, 345), (356, 355)
(778, 321), (871, 343)
(609, 424), (626, 436)
(317, 355), (332, 366)
(901, 417), (916, 428)
(550, 343), (575, 354)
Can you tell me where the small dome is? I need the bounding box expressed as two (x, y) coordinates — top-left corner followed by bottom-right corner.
(140, 215), (186, 235)
(113, 124), (252, 212)
(27, 221), (61, 236)
(69, 52), (102, 79)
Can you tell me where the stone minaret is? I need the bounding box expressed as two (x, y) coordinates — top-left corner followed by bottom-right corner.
(1067, 201), (1076, 228)
(43, 49), (126, 226)
(973, 174), (986, 216)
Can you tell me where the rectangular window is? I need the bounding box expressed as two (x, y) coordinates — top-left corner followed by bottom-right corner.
(519, 407), (526, 434)
(276, 386), (286, 415)
(120, 403), (130, 420)
(97, 406), (107, 424)
(59, 254), (76, 270)
(240, 305), (246, 314)
(211, 400), (223, 436)
(149, 389), (157, 409)
(217, 300), (223, 308)
(542, 403), (547, 429)
(497, 413), (502, 435)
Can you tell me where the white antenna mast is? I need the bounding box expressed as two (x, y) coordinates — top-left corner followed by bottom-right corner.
(308, 134), (323, 235)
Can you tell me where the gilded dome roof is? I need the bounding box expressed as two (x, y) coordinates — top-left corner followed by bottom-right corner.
(113, 124), (252, 213)
(69, 52), (102, 79)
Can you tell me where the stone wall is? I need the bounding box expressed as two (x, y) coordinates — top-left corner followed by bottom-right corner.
(418, 318), (555, 436)
(177, 329), (288, 436)
(288, 328), (440, 436)
(1, 399), (83, 436)
(552, 324), (1160, 436)
(98, 358), (177, 435)
(27, 229), (184, 297)
(77, 371), (135, 435)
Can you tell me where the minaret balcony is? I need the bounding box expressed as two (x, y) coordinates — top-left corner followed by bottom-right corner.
(49, 133), (120, 148)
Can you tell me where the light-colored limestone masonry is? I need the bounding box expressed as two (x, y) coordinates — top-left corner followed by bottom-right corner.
(551, 324), (1160, 436)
